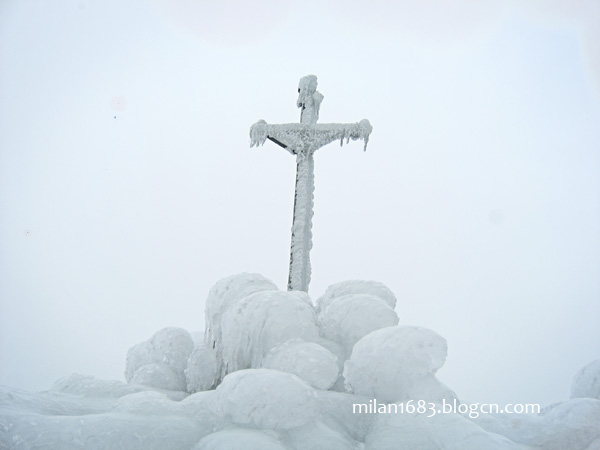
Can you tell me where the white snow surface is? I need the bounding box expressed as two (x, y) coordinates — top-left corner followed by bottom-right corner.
(315, 279), (398, 313)
(261, 338), (339, 390)
(318, 293), (399, 352)
(1, 274), (599, 449)
(571, 359), (600, 400)
(220, 290), (319, 374)
(343, 325), (453, 403)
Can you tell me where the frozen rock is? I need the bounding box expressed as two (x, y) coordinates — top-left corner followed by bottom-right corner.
(319, 294), (398, 352)
(193, 428), (287, 450)
(124, 327), (193, 391)
(213, 369), (317, 430)
(221, 290), (319, 374)
(204, 273), (278, 381)
(125, 340), (153, 382)
(111, 390), (180, 415)
(343, 326), (451, 403)
(572, 359), (600, 400)
(52, 373), (147, 399)
(149, 327), (194, 373)
(185, 344), (218, 392)
(262, 339), (339, 390)
(315, 280), (397, 313)
(542, 398), (600, 450)
(284, 419), (358, 450)
(314, 389), (375, 442)
(131, 363), (187, 392)
(365, 409), (527, 450)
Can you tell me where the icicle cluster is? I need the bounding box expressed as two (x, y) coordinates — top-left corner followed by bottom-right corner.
(250, 120), (373, 154)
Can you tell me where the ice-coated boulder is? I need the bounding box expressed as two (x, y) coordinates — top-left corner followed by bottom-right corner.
(220, 290), (319, 374)
(343, 326), (452, 403)
(131, 363), (187, 392)
(193, 428), (287, 450)
(571, 359), (600, 400)
(52, 373), (147, 399)
(204, 273), (279, 382)
(149, 327), (194, 373)
(204, 273), (278, 348)
(315, 280), (397, 313)
(111, 391), (180, 415)
(262, 339), (339, 390)
(212, 368), (317, 430)
(474, 398), (600, 450)
(319, 294), (398, 352)
(365, 409), (527, 450)
(124, 327), (194, 392)
(185, 344), (218, 393)
(285, 419), (359, 450)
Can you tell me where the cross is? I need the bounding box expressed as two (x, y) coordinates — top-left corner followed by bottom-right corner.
(250, 75), (372, 292)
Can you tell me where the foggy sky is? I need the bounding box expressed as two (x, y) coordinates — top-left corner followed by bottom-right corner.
(1, 0), (599, 407)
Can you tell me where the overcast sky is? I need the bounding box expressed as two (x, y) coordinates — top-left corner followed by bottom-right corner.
(1, 0), (599, 407)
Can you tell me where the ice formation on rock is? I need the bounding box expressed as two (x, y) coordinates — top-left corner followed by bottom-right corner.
(571, 359), (600, 400)
(203, 273), (278, 380)
(193, 428), (287, 450)
(2, 274), (599, 450)
(343, 325), (454, 403)
(124, 327), (193, 392)
(185, 344), (218, 393)
(220, 290), (319, 374)
(262, 338), (339, 390)
(318, 293), (399, 354)
(315, 279), (397, 313)
(212, 369), (317, 430)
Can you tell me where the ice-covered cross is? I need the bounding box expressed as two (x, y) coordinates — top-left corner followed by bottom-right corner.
(250, 75), (372, 292)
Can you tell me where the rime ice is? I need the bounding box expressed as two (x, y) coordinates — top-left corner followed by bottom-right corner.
(250, 75), (372, 292)
(1, 275), (599, 450)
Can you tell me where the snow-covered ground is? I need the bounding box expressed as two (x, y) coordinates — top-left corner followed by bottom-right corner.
(1, 273), (598, 449)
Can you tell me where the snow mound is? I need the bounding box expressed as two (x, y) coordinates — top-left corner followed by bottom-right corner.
(131, 363), (186, 391)
(571, 359), (600, 400)
(124, 327), (193, 392)
(285, 419), (359, 450)
(365, 409), (526, 450)
(193, 428), (287, 450)
(474, 398), (600, 450)
(185, 344), (218, 393)
(213, 368), (317, 430)
(204, 273), (278, 380)
(220, 290), (319, 374)
(316, 280), (397, 313)
(343, 325), (453, 403)
(262, 339), (339, 390)
(319, 294), (398, 353)
(52, 373), (147, 398)
(111, 391), (180, 415)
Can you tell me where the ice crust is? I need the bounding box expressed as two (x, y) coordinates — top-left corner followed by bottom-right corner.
(1, 274), (598, 449)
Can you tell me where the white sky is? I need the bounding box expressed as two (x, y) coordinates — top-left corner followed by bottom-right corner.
(1, 0), (599, 407)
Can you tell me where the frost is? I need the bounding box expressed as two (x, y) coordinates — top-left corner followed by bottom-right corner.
(262, 339), (339, 390)
(315, 280), (397, 313)
(250, 120), (373, 154)
(220, 290), (319, 374)
(212, 369), (317, 430)
(131, 363), (187, 392)
(193, 428), (287, 450)
(185, 344), (218, 393)
(124, 327), (193, 392)
(319, 294), (399, 352)
(204, 273), (278, 380)
(365, 410), (527, 450)
(343, 325), (452, 403)
(571, 359), (600, 400)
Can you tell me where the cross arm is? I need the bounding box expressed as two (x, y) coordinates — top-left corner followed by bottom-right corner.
(250, 119), (373, 154)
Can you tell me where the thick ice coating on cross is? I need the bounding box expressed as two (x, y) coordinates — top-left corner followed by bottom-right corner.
(250, 75), (372, 292)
